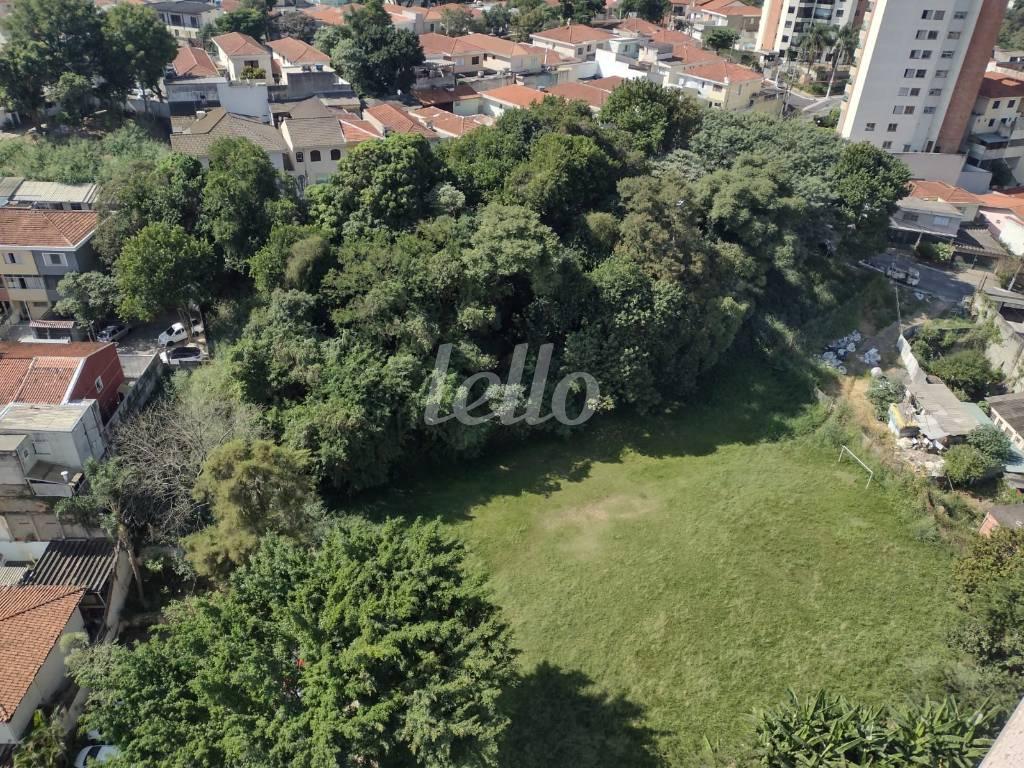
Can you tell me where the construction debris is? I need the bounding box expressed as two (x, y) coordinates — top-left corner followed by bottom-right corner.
(819, 330), (863, 374)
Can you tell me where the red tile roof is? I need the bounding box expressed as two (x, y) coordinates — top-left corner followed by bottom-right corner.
(363, 103), (438, 138)
(337, 112), (382, 143)
(480, 83), (547, 107)
(685, 59), (763, 84)
(697, 0), (760, 16)
(212, 31), (267, 57)
(979, 71), (1024, 100)
(531, 23), (615, 44)
(589, 76), (625, 91)
(408, 106), (493, 137)
(0, 342), (114, 407)
(0, 209), (97, 248)
(546, 81), (614, 109)
(670, 44), (722, 66)
(172, 46), (220, 78)
(615, 17), (661, 35)
(910, 180), (980, 205)
(267, 36), (331, 65)
(301, 4), (352, 25)
(0, 586), (83, 724)
(649, 28), (701, 47)
(412, 84), (480, 106)
(419, 31), (486, 57)
(458, 32), (547, 59)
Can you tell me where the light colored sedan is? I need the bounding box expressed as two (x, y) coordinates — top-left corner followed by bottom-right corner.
(74, 745), (120, 766)
(160, 345), (204, 366)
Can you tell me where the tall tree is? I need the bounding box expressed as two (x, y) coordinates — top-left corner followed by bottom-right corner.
(0, 0), (104, 123)
(200, 136), (282, 271)
(617, 0), (668, 23)
(72, 519), (518, 768)
(54, 271), (120, 331)
(101, 4), (177, 106)
(331, 0), (424, 97)
(202, 7), (268, 41)
(183, 439), (316, 579)
(114, 222), (213, 321)
(270, 10), (318, 43)
(703, 26), (739, 53)
(798, 23), (835, 80)
(600, 80), (702, 156)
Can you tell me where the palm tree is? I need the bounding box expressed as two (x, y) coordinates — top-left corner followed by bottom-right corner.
(826, 24), (860, 98)
(798, 23), (836, 84)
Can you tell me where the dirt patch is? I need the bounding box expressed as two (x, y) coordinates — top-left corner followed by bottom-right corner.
(547, 494), (653, 528)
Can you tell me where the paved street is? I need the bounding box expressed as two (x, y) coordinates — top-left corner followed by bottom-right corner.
(862, 252), (988, 302)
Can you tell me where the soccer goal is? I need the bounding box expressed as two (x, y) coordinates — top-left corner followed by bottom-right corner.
(838, 445), (875, 489)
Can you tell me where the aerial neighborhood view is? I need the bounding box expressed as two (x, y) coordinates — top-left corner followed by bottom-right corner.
(11, 0), (1024, 766)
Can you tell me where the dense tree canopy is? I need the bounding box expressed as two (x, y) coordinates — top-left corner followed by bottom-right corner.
(72, 519), (517, 768)
(329, 0), (424, 97)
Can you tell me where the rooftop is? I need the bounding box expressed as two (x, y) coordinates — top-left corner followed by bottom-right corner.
(479, 83), (547, 108)
(363, 103), (438, 138)
(267, 36), (331, 66)
(21, 539), (117, 594)
(338, 112), (382, 143)
(546, 80), (616, 109)
(531, 23), (615, 45)
(988, 391), (1024, 437)
(148, 0), (214, 12)
(282, 115), (344, 148)
(0, 401), (96, 432)
(419, 31), (486, 58)
(979, 71), (1024, 100)
(683, 59), (763, 84)
(2, 179), (98, 205)
(614, 17), (661, 35)
(212, 31), (267, 57)
(697, 0), (760, 16)
(408, 106), (493, 137)
(0, 208), (97, 248)
(170, 108), (288, 156)
(0, 585), (84, 724)
(909, 180), (980, 205)
(171, 46), (220, 79)
(301, 4), (352, 25)
(458, 32), (550, 59)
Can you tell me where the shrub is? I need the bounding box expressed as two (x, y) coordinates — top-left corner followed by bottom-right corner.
(928, 349), (998, 401)
(949, 568), (1024, 677)
(866, 376), (905, 421)
(944, 444), (1000, 486)
(916, 240), (955, 263)
(968, 425), (1014, 463)
(954, 527), (1024, 596)
(753, 690), (997, 766)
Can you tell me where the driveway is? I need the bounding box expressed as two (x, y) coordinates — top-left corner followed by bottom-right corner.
(861, 252), (984, 302)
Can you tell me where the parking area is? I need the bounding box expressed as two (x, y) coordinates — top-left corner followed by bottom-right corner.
(111, 313), (209, 363)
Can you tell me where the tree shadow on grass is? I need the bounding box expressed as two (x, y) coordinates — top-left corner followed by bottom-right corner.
(356, 352), (824, 524)
(498, 662), (666, 768)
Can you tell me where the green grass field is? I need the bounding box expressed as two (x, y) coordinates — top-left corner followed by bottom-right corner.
(367, 361), (961, 766)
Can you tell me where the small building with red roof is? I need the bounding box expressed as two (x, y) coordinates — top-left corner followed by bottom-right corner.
(211, 31), (273, 81)
(530, 23), (616, 61)
(478, 83), (547, 116)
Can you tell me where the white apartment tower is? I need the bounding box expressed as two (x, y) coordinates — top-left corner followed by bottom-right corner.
(838, 0), (1009, 154)
(755, 0), (866, 55)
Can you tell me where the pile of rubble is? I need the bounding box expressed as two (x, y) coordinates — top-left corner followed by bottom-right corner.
(819, 330), (862, 375)
(860, 347), (881, 366)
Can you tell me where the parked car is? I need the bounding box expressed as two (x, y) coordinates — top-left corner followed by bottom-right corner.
(160, 345), (203, 366)
(96, 322), (130, 343)
(74, 745), (120, 766)
(156, 321), (203, 347)
(885, 263), (921, 287)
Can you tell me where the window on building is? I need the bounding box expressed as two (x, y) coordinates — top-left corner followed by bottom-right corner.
(330, 148), (341, 160)
(865, 122), (876, 131)
(44, 253), (64, 266)
(916, 69), (927, 78)
(989, 119), (996, 126)
(910, 88), (920, 96)
(934, 216), (951, 227)
(893, 105), (915, 115)
(995, 100), (1002, 108)
(903, 212), (920, 222)
(953, 10), (967, 19)
(941, 50), (954, 58)
(904, 68), (917, 77)
(1011, 100), (1018, 108)
(471, 56), (480, 65)
(32, 440), (51, 455)
(948, 31), (961, 39)
(898, 87), (910, 96)
(95, 376), (103, 393)
(935, 70), (948, 78)
(903, 144), (912, 152)
(835, 9), (843, 16)
(924, 106), (936, 114)
(887, 122), (898, 132)
(882, 141), (893, 149)
(295, 151), (304, 162)
(915, 30), (938, 40)
(310, 150), (321, 162)
(929, 88), (942, 96)
(3, 253), (16, 264)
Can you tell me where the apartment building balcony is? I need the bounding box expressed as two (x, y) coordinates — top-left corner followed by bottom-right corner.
(6, 286), (57, 305)
(0, 258), (39, 276)
(968, 124), (1024, 162)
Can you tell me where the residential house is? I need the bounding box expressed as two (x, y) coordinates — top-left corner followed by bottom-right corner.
(965, 72), (1024, 183)
(419, 32), (488, 76)
(363, 103), (439, 139)
(407, 106), (493, 138)
(988, 392), (1024, 454)
(0, 180), (97, 211)
(530, 24), (616, 61)
(413, 84), (483, 115)
(675, 0), (761, 50)
(477, 83), (547, 116)
(163, 46), (226, 117)
(382, 2), (483, 34)
(279, 98), (350, 190)
(667, 58), (764, 109)
(890, 180), (980, 244)
(0, 585), (85, 746)
(212, 31), (273, 81)
(170, 108), (288, 169)
(18, 539), (133, 643)
(979, 504), (1024, 536)
(545, 78), (623, 112)
(0, 209), (98, 322)
(979, 189), (1024, 256)
(266, 37), (353, 99)
(149, 0), (221, 41)
(300, 4), (352, 27)
(456, 33), (548, 75)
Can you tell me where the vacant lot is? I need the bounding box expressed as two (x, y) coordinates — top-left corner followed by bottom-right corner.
(370, 361), (960, 766)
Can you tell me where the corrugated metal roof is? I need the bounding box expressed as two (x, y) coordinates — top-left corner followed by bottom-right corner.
(21, 539), (116, 594)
